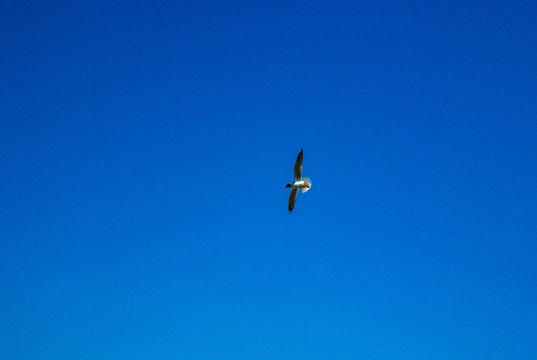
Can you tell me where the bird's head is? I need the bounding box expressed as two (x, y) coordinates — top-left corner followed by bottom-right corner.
(284, 183), (292, 188)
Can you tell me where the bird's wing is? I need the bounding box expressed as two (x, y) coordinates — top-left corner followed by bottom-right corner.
(293, 149), (303, 182)
(288, 188), (298, 213)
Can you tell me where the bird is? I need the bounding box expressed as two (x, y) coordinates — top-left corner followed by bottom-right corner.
(285, 149), (311, 213)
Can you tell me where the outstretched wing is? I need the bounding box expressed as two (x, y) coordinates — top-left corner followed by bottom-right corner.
(288, 188), (298, 213)
(293, 149), (303, 182)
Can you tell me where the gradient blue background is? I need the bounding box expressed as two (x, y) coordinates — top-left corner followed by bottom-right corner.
(1, 1), (536, 359)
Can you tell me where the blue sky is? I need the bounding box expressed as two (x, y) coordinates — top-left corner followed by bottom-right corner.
(1, 1), (537, 359)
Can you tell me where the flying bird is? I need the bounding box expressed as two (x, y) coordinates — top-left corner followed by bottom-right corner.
(285, 149), (311, 213)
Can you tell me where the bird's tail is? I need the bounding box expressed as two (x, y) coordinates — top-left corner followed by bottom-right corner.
(302, 176), (311, 193)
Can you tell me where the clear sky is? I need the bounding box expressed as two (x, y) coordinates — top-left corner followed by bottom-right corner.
(1, 1), (536, 359)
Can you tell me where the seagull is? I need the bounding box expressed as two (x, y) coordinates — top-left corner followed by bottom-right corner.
(285, 149), (311, 213)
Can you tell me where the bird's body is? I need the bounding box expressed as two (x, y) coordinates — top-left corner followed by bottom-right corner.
(287, 178), (311, 191)
(285, 149), (311, 213)
(290, 181), (307, 189)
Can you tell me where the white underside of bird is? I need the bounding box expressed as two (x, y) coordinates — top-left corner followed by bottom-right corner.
(289, 176), (312, 193)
